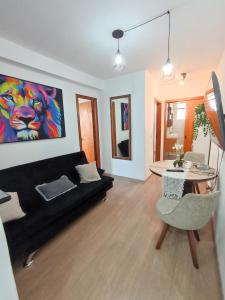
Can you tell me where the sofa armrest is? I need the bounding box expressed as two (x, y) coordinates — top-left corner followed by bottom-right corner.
(97, 168), (105, 176)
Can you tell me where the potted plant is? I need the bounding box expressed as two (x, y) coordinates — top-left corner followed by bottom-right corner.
(173, 144), (184, 167)
(193, 104), (215, 140)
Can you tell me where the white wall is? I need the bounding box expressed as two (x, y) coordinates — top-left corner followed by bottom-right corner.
(0, 37), (103, 90)
(144, 70), (157, 178)
(0, 58), (102, 170)
(101, 71), (146, 180)
(158, 76), (209, 100)
(0, 218), (19, 300)
(214, 47), (225, 297)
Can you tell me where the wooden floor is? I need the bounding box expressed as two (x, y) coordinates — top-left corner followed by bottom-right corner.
(13, 175), (222, 300)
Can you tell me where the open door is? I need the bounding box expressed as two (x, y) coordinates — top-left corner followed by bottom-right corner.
(153, 100), (162, 161)
(164, 97), (204, 159)
(76, 95), (101, 167)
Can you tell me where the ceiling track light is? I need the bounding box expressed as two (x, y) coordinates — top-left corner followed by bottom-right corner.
(112, 10), (174, 78)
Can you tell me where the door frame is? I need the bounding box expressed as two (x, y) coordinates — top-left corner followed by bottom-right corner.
(76, 94), (101, 167)
(153, 99), (162, 161)
(163, 96), (204, 158)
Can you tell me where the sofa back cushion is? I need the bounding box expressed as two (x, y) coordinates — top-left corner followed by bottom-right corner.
(0, 151), (88, 214)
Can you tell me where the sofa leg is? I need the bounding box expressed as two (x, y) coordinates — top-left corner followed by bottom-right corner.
(24, 250), (38, 268)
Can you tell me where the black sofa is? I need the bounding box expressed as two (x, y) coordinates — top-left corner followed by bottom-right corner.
(0, 151), (114, 266)
(118, 139), (129, 157)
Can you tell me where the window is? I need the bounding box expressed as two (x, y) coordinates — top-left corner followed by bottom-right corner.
(176, 102), (186, 120)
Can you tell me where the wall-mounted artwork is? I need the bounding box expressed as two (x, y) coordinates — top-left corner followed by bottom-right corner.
(0, 74), (65, 144)
(121, 103), (129, 130)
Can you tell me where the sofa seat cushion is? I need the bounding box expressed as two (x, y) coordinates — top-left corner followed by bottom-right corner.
(4, 176), (113, 248)
(3, 210), (50, 247)
(44, 175), (113, 217)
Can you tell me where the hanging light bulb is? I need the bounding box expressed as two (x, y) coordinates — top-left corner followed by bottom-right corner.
(162, 58), (174, 78)
(179, 80), (185, 86)
(112, 11), (175, 75)
(112, 29), (125, 71)
(115, 49), (123, 65)
(113, 40), (125, 71)
(162, 11), (174, 80)
(114, 49), (125, 71)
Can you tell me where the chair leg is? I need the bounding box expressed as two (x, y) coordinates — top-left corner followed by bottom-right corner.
(195, 184), (200, 194)
(192, 183), (196, 193)
(210, 215), (215, 242)
(193, 230), (200, 242)
(156, 223), (169, 250)
(187, 231), (199, 269)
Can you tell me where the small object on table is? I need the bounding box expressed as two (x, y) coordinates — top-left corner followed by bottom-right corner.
(196, 163), (210, 170)
(0, 190), (11, 204)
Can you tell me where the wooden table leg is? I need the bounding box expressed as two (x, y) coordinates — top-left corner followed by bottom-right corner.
(192, 183), (196, 193)
(195, 184), (201, 194)
(211, 215), (215, 243)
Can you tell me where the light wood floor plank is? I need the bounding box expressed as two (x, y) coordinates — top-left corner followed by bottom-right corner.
(13, 175), (222, 300)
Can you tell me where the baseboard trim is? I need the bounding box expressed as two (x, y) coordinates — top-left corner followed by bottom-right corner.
(105, 173), (145, 183)
(104, 172), (154, 183)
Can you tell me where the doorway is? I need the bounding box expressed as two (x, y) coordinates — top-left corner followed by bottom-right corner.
(76, 94), (101, 167)
(153, 100), (162, 161)
(163, 96), (204, 159)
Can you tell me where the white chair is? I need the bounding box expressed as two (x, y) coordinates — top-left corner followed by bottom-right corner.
(184, 151), (205, 164)
(184, 151), (205, 193)
(155, 192), (219, 269)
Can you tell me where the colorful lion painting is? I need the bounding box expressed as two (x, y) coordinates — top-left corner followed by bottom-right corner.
(0, 75), (65, 143)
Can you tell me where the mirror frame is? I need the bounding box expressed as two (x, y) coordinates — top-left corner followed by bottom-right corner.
(110, 94), (132, 160)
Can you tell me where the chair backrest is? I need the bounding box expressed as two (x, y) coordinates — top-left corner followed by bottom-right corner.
(168, 191), (219, 230)
(184, 151), (205, 164)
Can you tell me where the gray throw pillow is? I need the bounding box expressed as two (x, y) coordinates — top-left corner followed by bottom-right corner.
(36, 175), (76, 201)
(0, 192), (26, 223)
(75, 161), (101, 183)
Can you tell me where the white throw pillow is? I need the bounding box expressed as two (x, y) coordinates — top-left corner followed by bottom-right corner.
(75, 161), (101, 183)
(0, 192), (26, 223)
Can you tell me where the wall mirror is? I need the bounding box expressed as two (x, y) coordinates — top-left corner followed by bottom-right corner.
(110, 94), (131, 160)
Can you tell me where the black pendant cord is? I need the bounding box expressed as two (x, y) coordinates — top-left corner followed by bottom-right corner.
(168, 10), (171, 60)
(112, 10), (171, 67)
(123, 10), (170, 33)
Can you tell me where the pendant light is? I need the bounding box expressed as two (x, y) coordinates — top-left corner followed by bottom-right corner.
(112, 29), (125, 71)
(112, 10), (175, 77)
(162, 11), (174, 79)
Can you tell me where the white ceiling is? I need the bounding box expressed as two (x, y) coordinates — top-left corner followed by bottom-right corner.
(0, 0), (225, 79)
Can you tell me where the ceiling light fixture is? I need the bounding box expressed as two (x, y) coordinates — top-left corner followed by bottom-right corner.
(112, 29), (125, 71)
(112, 10), (174, 77)
(161, 11), (174, 80)
(179, 72), (189, 86)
